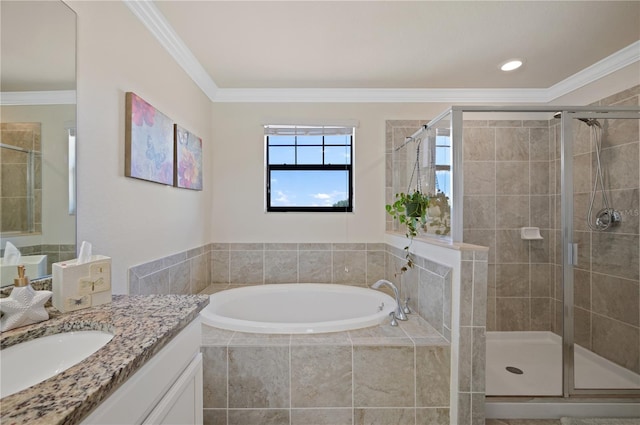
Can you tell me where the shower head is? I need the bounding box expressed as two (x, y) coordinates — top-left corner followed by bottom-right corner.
(553, 112), (601, 128)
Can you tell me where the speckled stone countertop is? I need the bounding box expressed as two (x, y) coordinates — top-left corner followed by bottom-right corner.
(0, 294), (209, 425)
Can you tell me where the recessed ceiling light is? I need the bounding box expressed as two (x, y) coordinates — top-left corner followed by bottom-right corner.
(500, 59), (523, 72)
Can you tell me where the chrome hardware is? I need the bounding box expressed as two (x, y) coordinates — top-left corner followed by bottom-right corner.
(378, 302), (384, 312)
(371, 279), (408, 321)
(402, 298), (411, 315)
(389, 312), (398, 326)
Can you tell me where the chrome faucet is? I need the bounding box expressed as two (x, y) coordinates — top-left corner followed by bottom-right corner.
(371, 279), (408, 321)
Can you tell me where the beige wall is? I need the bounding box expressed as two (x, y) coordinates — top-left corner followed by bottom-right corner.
(210, 102), (450, 243)
(68, 1), (213, 294)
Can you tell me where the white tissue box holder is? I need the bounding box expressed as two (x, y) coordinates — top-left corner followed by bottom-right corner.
(52, 255), (112, 313)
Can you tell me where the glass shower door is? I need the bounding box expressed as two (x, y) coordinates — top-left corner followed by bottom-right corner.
(565, 112), (640, 395)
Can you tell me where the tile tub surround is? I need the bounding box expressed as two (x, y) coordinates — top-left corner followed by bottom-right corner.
(210, 243), (387, 286)
(201, 308), (451, 425)
(385, 240), (489, 425)
(0, 294), (209, 425)
(129, 244), (212, 295)
(128, 243), (387, 296)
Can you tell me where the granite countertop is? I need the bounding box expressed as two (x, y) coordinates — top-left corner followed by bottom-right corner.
(0, 294), (209, 425)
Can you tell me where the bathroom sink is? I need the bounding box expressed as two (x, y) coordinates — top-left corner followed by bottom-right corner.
(0, 330), (113, 398)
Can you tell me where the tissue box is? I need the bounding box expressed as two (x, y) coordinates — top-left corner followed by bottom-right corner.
(52, 255), (112, 313)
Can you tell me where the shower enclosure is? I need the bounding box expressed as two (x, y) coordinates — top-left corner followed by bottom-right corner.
(390, 95), (640, 415)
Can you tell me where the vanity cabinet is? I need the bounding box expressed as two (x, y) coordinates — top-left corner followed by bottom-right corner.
(81, 318), (203, 425)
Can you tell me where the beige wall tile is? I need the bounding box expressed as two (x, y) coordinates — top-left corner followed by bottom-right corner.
(299, 250), (332, 283)
(333, 250), (366, 284)
(592, 273), (639, 326)
(354, 408), (415, 425)
(464, 162), (496, 195)
(418, 268), (445, 331)
(203, 346), (227, 408)
(366, 250), (386, 284)
(291, 408), (352, 425)
(169, 261), (190, 294)
(230, 250), (264, 284)
(416, 346), (450, 407)
(573, 307), (591, 349)
(353, 346), (415, 407)
(211, 250), (230, 283)
(291, 345), (352, 408)
(203, 409), (226, 425)
(464, 195), (496, 229)
(496, 127), (529, 161)
(228, 409), (289, 425)
(496, 230), (529, 263)
(463, 127), (495, 161)
(496, 298), (529, 331)
(592, 314), (640, 374)
(592, 232), (639, 281)
(416, 408), (449, 425)
(265, 250), (298, 283)
(496, 195), (529, 229)
(228, 346), (290, 408)
(496, 162), (528, 195)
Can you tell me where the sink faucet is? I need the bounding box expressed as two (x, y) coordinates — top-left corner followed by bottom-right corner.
(371, 279), (407, 321)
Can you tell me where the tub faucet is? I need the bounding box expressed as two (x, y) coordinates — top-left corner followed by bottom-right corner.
(371, 279), (407, 321)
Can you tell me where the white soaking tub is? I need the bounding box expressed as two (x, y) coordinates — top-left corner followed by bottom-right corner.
(200, 283), (397, 334)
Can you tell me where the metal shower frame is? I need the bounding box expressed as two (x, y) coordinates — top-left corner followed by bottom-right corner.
(417, 104), (640, 399)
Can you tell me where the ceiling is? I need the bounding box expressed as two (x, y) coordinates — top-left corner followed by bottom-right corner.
(154, 0), (640, 91)
(2, 1), (639, 103)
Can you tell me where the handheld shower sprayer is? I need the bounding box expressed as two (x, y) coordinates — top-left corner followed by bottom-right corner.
(554, 112), (620, 231)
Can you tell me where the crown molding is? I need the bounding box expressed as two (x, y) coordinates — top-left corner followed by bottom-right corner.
(0, 90), (76, 105)
(127, 1), (639, 104)
(213, 87), (550, 103)
(545, 40), (640, 102)
(123, 0), (218, 102)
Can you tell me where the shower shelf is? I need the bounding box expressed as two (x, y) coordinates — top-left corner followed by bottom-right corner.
(521, 227), (543, 240)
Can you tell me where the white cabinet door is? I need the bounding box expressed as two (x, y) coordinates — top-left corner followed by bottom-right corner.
(81, 319), (202, 425)
(143, 352), (203, 425)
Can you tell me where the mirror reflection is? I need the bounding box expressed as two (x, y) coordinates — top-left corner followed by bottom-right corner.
(1, 0), (77, 285)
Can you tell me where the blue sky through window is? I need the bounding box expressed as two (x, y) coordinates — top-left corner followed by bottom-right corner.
(270, 170), (349, 207)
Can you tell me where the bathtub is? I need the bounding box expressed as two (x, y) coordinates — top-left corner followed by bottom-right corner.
(200, 283), (397, 334)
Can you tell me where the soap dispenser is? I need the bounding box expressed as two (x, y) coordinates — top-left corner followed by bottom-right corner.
(0, 265), (52, 332)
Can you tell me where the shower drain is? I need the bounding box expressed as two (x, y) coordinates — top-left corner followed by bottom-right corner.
(506, 366), (524, 375)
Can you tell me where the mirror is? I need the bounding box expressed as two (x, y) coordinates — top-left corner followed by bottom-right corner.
(0, 0), (77, 285)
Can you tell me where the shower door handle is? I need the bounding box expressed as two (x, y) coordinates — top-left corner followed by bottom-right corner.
(568, 243), (578, 266)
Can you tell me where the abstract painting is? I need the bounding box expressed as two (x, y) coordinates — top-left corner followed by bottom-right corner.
(174, 124), (203, 190)
(125, 92), (174, 185)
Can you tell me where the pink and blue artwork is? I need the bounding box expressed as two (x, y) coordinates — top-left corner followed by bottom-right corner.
(174, 125), (203, 190)
(125, 92), (174, 185)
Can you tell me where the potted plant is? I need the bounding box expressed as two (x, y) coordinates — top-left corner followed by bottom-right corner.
(385, 191), (430, 274)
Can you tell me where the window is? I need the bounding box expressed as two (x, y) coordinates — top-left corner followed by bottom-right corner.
(434, 130), (451, 197)
(265, 125), (354, 212)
